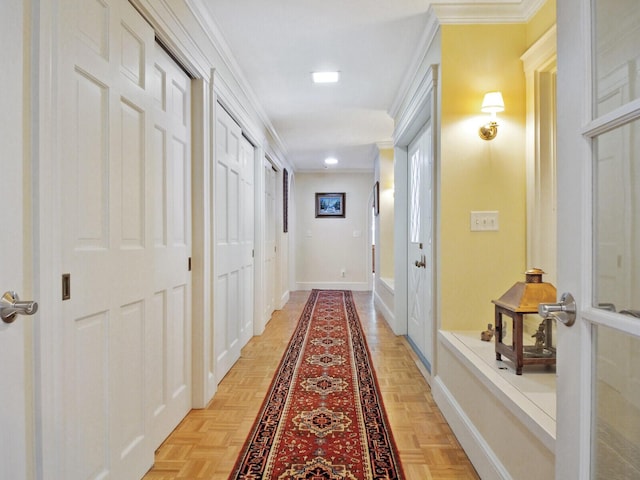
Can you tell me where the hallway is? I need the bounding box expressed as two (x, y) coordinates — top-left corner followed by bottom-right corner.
(142, 291), (479, 479)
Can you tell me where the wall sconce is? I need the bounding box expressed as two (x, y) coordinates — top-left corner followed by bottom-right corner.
(479, 91), (504, 141)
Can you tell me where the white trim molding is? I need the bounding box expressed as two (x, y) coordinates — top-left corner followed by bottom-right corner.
(373, 289), (395, 327)
(392, 65), (439, 341)
(389, 9), (440, 119)
(295, 282), (371, 292)
(433, 376), (511, 480)
(433, 0), (547, 24)
(434, 331), (556, 479)
(186, 0), (289, 159)
(521, 25), (558, 284)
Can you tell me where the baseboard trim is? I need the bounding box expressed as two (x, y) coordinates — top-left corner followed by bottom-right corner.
(279, 290), (290, 310)
(373, 290), (394, 326)
(295, 282), (370, 291)
(432, 375), (511, 480)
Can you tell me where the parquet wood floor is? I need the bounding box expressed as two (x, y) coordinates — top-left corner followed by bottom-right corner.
(142, 291), (479, 479)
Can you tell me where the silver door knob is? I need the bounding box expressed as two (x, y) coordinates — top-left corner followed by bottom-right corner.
(538, 292), (576, 326)
(1, 291), (38, 324)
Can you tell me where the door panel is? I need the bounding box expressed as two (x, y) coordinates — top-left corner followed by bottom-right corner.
(60, 2), (191, 477)
(214, 104), (254, 381)
(0, 1), (28, 477)
(557, 0), (640, 477)
(264, 161), (277, 322)
(239, 139), (255, 346)
(150, 43), (192, 446)
(407, 123), (434, 370)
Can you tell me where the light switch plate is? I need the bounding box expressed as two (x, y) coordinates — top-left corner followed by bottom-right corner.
(470, 211), (499, 231)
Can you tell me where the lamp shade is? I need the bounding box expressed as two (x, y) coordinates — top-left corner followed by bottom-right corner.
(481, 91), (505, 114)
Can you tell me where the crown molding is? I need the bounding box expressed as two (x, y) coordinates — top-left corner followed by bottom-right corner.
(376, 140), (395, 150)
(186, 0), (289, 158)
(389, 8), (440, 120)
(389, 0), (547, 125)
(295, 168), (375, 174)
(432, 0), (547, 24)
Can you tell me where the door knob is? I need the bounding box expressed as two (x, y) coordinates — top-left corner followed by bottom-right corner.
(538, 292), (576, 326)
(1, 291), (38, 324)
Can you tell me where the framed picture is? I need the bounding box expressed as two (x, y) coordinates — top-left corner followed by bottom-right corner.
(315, 192), (346, 218)
(373, 181), (380, 216)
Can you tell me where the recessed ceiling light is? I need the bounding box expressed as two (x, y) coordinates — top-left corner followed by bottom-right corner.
(312, 71), (340, 84)
(324, 157), (339, 165)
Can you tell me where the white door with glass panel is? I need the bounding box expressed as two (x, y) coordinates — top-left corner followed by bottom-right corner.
(407, 123), (434, 370)
(555, 0), (640, 477)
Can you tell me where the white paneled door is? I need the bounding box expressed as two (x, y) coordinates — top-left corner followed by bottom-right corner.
(149, 43), (193, 448)
(214, 104), (255, 382)
(407, 123), (434, 371)
(59, 1), (191, 478)
(264, 160), (277, 322)
(239, 137), (255, 348)
(0, 1), (29, 477)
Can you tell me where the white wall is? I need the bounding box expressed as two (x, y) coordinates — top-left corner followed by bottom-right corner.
(295, 172), (374, 291)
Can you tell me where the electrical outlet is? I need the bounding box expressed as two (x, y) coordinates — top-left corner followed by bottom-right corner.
(470, 211), (499, 231)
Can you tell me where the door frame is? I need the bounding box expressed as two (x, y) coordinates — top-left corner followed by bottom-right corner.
(393, 64), (439, 370)
(34, 1), (70, 475)
(1, 1), (31, 477)
(522, 26), (558, 285)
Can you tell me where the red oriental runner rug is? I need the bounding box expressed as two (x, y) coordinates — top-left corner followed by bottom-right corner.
(229, 289), (405, 479)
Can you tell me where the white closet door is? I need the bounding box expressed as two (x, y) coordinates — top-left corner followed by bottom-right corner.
(239, 137), (255, 347)
(59, 1), (191, 477)
(214, 104), (254, 381)
(264, 161), (277, 322)
(149, 43), (192, 448)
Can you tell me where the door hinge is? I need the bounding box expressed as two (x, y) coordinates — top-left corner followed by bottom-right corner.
(188, 257), (192, 271)
(252, 249), (255, 258)
(62, 273), (71, 301)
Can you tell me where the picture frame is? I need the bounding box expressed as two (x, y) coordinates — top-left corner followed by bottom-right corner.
(373, 181), (380, 216)
(315, 192), (346, 218)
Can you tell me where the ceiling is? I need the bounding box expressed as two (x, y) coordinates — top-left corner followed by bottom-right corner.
(194, 0), (542, 172)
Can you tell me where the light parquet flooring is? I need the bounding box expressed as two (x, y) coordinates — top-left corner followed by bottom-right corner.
(142, 291), (479, 480)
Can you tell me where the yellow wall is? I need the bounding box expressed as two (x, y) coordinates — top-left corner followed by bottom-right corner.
(526, 0), (556, 48)
(440, 24), (528, 331)
(378, 148), (395, 279)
